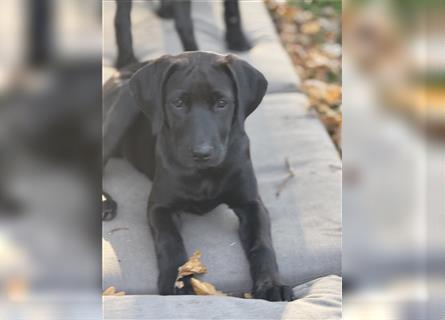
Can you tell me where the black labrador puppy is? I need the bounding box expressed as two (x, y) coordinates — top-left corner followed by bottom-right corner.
(103, 52), (293, 301)
(114, 0), (251, 68)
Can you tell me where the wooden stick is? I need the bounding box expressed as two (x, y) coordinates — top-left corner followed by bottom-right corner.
(275, 158), (296, 197)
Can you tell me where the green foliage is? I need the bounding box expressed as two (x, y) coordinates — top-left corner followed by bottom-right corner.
(423, 72), (445, 87)
(287, 0), (342, 14)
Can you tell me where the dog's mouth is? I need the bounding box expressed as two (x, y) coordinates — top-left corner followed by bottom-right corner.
(192, 160), (218, 170)
(188, 156), (219, 169)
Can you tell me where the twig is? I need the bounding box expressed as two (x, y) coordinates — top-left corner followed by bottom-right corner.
(108, 227), (129, 235)
(275, 158), (296, 197)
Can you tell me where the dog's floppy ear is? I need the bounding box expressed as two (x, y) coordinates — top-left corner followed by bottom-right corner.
(221, 54), (268, 120)
(129, 55), (177, 135)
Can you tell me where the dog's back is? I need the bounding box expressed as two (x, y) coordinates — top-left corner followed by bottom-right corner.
(103, 65), (156, 179)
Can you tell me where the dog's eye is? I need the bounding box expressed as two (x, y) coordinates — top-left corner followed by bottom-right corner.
(171, 99), (184, 109)
(215, 99), (227, 109)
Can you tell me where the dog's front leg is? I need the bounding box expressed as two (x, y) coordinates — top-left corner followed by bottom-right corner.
(148, 205), (194, 295)
(232, 199), (294, 301)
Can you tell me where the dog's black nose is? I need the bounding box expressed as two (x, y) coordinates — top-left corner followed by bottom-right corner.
(192, 144), (213, 161)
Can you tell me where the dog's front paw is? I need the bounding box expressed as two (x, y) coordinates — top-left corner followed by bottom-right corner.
(253, 280), (294, 301)
(173, 275), (195, 295)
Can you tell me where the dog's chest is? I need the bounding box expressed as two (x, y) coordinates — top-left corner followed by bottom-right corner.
(177, 177), (225, 214)
(189, 178), (221, 201)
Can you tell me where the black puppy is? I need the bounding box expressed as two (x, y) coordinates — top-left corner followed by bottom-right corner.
(114, 0), (251, 68)
(103, 52), (293, 301)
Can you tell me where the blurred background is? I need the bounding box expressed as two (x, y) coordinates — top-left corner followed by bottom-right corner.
(0, 0), (443, 319)
(340, 0), (444, 319)
(0, 0), (102, 319)
(268, 2), (444, 318)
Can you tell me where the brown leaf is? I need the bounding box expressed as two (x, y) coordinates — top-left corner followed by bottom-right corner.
(103, 286), (125, 296)
(300, 20), (321, 35)
(276, 6), (300, 21)
(190, 278), (226, 296)
(176, 251), (226, 296)
(178, 250), (208, 277)
(103, 286), (116, 295)
(302, 80), (342, 106)
(306, 51), (331, 69)
(306, 50), (340, 73)
(324, 84), (342, 105)
(244, 292), (253, 299)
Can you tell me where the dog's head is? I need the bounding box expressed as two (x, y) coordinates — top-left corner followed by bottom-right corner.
(129, 52), (267, 169)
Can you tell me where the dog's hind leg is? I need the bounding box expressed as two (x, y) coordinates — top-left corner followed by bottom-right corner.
(172, 0), (199, 51)
(224, 0), (251, 51)
(114, 0), (138, 68)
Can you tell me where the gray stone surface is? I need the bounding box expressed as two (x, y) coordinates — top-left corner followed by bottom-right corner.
(103, 92), (341, 295)
(103, 275), (342, 320)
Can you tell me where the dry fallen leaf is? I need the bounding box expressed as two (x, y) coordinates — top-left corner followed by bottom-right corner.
(301, 20), (321, 35)
(103, 286), (125, 296)
(324, 84), (342, 105)
(306, 50), (334, 69)
(176, 251), (226, 296)
(244, 292), (253, 299)
(190, 278), (226, 296)
(276, 5), (300, 21)
(103, 286), (116, 295)
(302, 80), (342, 106)
(177, 250), (207, 277)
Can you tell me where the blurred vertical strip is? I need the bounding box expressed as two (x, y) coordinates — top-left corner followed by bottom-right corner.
(28, 0), (51, 67)
(0, 0), (102, 319)
(343, 0), (444, 319)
